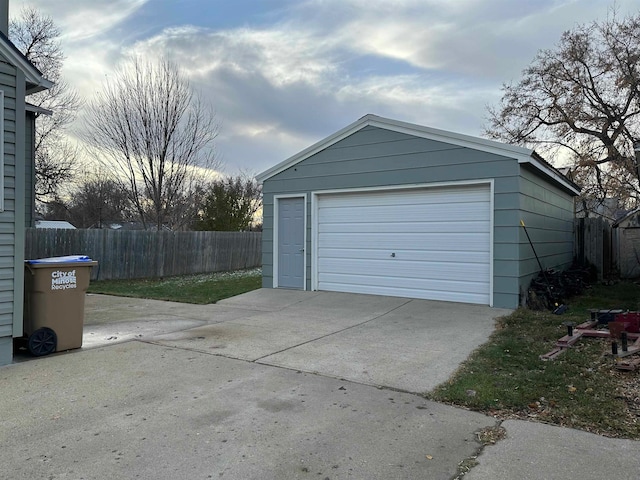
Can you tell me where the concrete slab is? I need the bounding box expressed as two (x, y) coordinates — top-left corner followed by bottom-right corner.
(85, 294), (258, 325)
(260, 299), (511, 393)
(83, 294), (267, 349)
(226, 290), (410, 326)
(84, 291), (510, 393)
(151, 291), (411, 361)
(83, 319), (207, 349)
(150, 320), (306, 360)
(217, 288), (323, 311)
(0, 341), (495, 480)
(465, 419), (640, 480)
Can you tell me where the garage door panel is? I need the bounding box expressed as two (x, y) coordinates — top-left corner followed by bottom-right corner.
(318, 189), (489, 207)
(319, 233), (491, 251)
(319, 203), (488, 224)
(319, 273), (489, 295)
(319, 281), (490, 304)
(316, 185), (491, 305)
(318, 258), (489, 282)
(319, 220), (489, 234)
(319, 248), (489, 264)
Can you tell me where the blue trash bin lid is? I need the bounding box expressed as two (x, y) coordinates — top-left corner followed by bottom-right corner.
(26, 255), (93, 264)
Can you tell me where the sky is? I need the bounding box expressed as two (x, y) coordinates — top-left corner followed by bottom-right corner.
(9, 0), (640, 176)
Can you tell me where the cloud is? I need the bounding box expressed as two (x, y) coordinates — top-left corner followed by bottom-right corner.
(11, 0), (148, 41)
(117, 15), (506, 170)
(15, 0), (640, 174)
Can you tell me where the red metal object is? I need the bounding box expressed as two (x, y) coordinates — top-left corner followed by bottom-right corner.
(614, 312), (640, 333)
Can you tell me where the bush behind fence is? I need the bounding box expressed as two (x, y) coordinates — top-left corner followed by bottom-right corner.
(25, 228), (262, 281)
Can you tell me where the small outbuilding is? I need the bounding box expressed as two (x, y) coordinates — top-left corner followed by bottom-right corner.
(35, 220), (76, 229)
(613, 209), (640, 278)
(256, 115), (580, 309)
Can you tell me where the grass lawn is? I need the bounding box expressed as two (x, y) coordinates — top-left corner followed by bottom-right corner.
(88, 268), (262, 304)
(429, 281), (640, 439)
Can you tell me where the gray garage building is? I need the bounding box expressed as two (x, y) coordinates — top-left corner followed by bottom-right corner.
(256, 115), (579, 309)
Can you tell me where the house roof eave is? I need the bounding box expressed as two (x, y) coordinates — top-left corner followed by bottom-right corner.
(26, 102), (52, 115)
(0, 31), (52, 95)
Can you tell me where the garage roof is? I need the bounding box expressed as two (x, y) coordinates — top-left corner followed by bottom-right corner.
(256, 114), (580, 195)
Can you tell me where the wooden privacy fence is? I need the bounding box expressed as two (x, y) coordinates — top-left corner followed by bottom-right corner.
(25, 229), (262, 281)
(574, 217), (612, 280)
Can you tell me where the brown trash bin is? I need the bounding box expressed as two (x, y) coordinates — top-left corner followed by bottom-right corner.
(24, 256), (98, 356)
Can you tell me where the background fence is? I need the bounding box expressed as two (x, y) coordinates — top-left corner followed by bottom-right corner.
(26, 229), (262, 281)
(574, 217), (612, 280)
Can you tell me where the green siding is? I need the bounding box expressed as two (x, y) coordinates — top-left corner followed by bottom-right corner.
(262, 125), (576, 309)
(25, 112), (34, 227)
(516, 165), (575, 302)
(0, 55), (29, 365)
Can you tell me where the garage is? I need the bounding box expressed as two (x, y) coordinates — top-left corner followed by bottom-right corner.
(257, 114), (580, 309)
(315, 184), (491, 304)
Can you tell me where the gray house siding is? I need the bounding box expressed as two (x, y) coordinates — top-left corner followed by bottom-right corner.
(0, 55), (21, 365)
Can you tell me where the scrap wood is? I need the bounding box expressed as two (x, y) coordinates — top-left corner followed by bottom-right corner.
(540, 331), (584, 361)
(615, 357), (640, 371)
(540, 322), (640, 361)
(556, 331), (583, 348)
(614, 346), (640, 359)
(577, 320), (597, 329)
(576, 329), (616, 339)
(540, 347), (565, 361)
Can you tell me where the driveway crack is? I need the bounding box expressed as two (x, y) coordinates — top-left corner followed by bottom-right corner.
(451, 421), (506, 479)
(251, 298), (412, 362)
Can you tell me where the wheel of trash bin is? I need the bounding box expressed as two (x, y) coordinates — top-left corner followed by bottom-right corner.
(27, 327), (57, 356)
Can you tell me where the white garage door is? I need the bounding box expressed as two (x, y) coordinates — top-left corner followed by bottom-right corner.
(316, 184), (491, 304)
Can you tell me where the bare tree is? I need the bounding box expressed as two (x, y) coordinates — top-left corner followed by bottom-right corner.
(163, 174), (211, 231)
(66, 173), (135, 228)
(486, 11), (640, 214)
(10, 7), (81, 200)
(85, 57), (219, 230)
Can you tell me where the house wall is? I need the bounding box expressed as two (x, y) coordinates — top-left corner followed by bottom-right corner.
(0, 54), (23, 366)
(516, 165), (575, 304)
(263, 125), (530, 308)
(25, 111), (34, 228)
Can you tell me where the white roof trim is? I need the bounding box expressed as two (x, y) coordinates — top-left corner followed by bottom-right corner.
(522, 154), (580, 195)
(256, 114), (580, 195)
(26, 103), (53, 115)
(0, 34), (53, 94)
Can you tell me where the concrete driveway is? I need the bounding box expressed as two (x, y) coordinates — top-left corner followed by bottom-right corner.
(4, 289), (640, 479)
(84, 288), (512, 393)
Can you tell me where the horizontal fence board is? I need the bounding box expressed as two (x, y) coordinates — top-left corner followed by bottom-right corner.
(25, 229), (262, 281)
